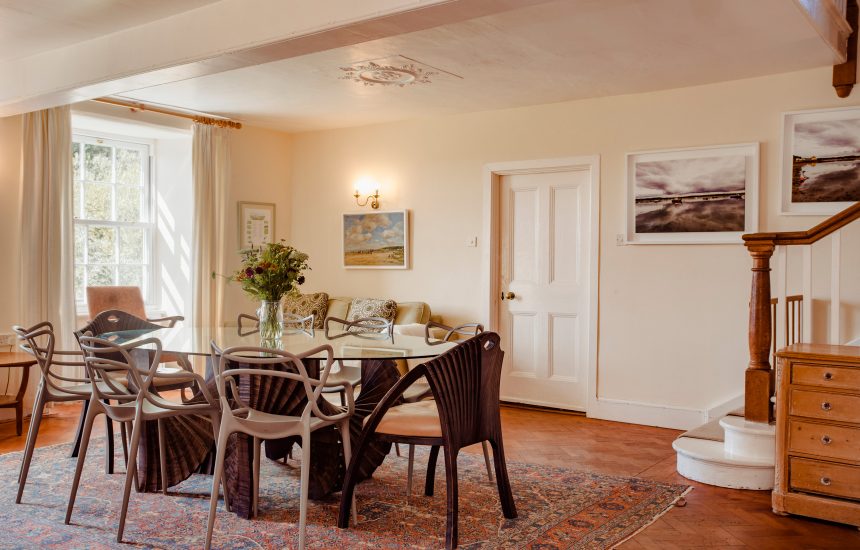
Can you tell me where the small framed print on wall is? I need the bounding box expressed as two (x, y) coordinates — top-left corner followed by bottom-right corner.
(238, 202), (275, 248)
(625, 142), (759, 244)
(781, 107), (860, 215)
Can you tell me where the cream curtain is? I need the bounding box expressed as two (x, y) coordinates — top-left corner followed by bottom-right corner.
(191, 123), (231, 328)
(18, 106), (77, 384)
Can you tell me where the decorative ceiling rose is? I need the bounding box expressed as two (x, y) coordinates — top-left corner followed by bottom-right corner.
(340, 61), (435, 87)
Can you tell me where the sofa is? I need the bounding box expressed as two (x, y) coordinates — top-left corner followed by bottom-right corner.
(324, 296), (434, 326)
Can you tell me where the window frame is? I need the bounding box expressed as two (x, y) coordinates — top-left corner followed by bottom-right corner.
(72, 131), (159, 314)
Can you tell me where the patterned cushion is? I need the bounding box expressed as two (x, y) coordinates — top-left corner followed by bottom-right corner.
(283, 292), (329, 329)
(346, 297), (397, 331)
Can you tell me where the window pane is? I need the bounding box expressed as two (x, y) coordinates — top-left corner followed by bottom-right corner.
(116, 148), (142, 186)
(74, 265), (85, 303)
(119, 227), (144, 264)
(84, 143), (112, 183)
(118, 265), (143, 288)
(116, 186), (142, 222)
(87, 226), (116, 264)
(72, 181), (82, 219)
(83, 183), (112, 220)
(74, 225), (85, 264)
(87, 265), (115, 287)
(72, 142), (81, 182)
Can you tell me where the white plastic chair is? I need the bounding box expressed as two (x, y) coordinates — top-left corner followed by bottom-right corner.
(66, 335), (223, 543)
(205, 343), (356, 550)
(12, 321), (128, 504)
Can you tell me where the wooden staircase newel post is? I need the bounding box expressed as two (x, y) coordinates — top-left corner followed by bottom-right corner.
(746, 242), (775, 423)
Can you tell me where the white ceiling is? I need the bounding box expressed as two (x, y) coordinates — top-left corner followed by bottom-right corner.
(0, 0), (218, 61)
(0, 0), (848, 131)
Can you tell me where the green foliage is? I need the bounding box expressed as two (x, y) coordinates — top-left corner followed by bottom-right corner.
(232, 241), (310, 302)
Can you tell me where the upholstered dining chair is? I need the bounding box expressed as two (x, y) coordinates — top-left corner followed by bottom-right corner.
(66, 334), (223, 543)
(12, 321), (127, 504)
(338, 331), (517, 550)
(395, 322), (493, 496)
(86, 286), (183, 327)
(205, 343), (356, 550)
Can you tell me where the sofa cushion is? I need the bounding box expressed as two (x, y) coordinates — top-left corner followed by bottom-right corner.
(346, 297), (397, 326)
(393, 301), (431, 325)
(326, 297), (352, 322)
(283, 292), (329, 329)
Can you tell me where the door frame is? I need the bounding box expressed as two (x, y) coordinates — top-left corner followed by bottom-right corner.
(480, 155), (600, 412)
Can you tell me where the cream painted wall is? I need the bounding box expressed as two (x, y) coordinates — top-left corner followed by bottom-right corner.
(221, 125), (293, 323)
(288, 66), (860, 427)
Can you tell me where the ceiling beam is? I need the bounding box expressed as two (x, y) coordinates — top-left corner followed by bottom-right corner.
(0, 0), (552, 117)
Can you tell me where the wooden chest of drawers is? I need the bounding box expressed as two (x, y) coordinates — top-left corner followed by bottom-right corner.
(774, 344), (860, 527)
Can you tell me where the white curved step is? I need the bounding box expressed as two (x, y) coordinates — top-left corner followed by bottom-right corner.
(720, 416), (775, 461)
(673, 437), (774, 490)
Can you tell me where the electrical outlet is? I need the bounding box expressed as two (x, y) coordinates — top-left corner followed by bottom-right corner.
(616, 234), (626, 246)
(0, 333), (15, 347)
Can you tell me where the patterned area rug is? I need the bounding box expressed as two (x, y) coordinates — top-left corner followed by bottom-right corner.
(1, 438), (689, 549)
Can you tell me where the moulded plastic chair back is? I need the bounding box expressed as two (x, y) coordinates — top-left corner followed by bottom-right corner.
(12, 321), (95, 505)
(205, 342), (355, 550)
(13, 321), (91, 400)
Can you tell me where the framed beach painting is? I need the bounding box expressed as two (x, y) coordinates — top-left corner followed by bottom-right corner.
(238, 201), (275, 248)
(342, 210), (409, 269)
(625, 143), (759, 244)
(781, 107), (860, 215)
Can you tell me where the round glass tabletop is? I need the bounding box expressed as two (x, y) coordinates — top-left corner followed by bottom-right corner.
(97, 325), (457, 360)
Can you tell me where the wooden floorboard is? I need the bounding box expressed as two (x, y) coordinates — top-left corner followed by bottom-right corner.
(1, 403), (858, 547)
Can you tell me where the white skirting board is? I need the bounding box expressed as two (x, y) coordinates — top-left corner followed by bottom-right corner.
(586, 394), (745, 431)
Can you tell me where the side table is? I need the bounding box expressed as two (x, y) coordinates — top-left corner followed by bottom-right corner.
(0, 352), (36, 436)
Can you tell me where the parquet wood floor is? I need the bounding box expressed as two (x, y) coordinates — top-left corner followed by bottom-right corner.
(1, 403), (858, 548)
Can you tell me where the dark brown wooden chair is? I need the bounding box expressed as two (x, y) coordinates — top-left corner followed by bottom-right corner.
(338, 331), (517, 549)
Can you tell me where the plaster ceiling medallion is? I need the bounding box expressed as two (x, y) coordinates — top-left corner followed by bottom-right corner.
(340, 56), (445, 87)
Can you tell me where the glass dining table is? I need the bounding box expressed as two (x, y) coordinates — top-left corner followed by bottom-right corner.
(97, 324), (456, 519)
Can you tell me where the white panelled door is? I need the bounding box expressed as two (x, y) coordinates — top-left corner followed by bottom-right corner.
(498, 168), (592, 410)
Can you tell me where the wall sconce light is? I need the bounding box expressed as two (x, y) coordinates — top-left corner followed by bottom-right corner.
(353, 177), (380, 209)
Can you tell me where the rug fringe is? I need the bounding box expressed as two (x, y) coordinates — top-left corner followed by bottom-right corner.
(611, 486), (694, 549)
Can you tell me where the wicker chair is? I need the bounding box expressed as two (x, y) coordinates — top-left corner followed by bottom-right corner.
(338, 331), (517, 549)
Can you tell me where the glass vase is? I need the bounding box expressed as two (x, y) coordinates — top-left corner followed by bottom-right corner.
(257, 299), (284, 343)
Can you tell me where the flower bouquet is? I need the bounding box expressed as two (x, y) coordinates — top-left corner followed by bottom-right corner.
(232, 241), (310, 341)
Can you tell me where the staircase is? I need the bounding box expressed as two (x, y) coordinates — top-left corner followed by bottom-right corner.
(674, 201), (860, 490)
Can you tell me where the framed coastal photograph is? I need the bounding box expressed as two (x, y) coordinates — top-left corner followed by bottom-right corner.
(625, 143), (759, 244)
(342, 210), (409, 269)
(781, 107), (860, 215)
(238, 202), (275, 248)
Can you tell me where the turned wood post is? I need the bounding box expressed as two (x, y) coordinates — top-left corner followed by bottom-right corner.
(745, 242), (776, 423)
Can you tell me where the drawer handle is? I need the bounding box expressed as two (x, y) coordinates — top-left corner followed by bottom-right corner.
(821, 435), (832, 445)
(823, 372), (833, 381)
(820, 476), (832, 486)
(821, 402), (832, 411)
